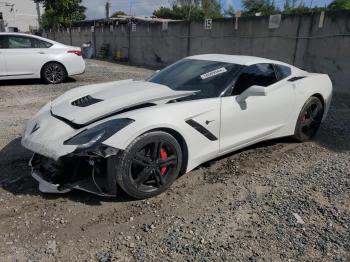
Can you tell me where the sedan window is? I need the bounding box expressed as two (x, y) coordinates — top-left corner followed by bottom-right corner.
(4, 35), (52, 49)
(8, 36), (32, 48)
(32, 38), (53, 48)
(0, 36), (5, 49)
(232, 63), (277, 95)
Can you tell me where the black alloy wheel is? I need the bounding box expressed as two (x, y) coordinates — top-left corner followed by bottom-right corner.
(293, 96), (324, 142)
(110, 131), (182, 199)
(42, 62), (67, 84)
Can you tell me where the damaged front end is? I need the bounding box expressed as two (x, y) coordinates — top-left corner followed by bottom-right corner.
(29, 145), (119, 197)
(22, 107), (136, 196)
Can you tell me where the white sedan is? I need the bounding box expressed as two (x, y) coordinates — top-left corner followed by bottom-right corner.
(0, 33), (85, 84)
(21, 54), (332, 199)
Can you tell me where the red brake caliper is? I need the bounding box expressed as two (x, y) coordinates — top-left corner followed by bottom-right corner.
(301, 111), (308, 122)
(159, 148), (168, 176)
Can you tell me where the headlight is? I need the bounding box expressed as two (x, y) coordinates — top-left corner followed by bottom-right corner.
(64, 118), (134, 149)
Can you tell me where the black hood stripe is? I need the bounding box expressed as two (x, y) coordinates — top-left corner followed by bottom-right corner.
(51, 103), (155, 129)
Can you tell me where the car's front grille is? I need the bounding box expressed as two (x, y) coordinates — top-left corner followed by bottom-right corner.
(71, 95), (103, 107)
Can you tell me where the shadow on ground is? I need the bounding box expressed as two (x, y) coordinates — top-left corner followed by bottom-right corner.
(0, 137), (134, 205)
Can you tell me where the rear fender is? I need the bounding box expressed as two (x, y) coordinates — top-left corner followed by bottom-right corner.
(291, 73), (332, 128)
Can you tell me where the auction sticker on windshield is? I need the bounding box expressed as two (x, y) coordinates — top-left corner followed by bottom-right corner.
(200, 67), (227, 80)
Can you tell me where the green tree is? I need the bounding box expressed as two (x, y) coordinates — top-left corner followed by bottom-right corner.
(36, 0), (86, 29)
(283, 5), (312, 14)
(328, 0), (350, 10)
(153, 5), (205, 21)
(224, 4), (235, 17)
(202, 0), (223, 18)
(282, 0), (327, 14)
(111, 11), (128, 18)
(153, 0), (223, 21)
(242, 0), (278, 16)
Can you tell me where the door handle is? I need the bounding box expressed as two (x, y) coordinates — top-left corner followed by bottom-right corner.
(38, 52), (46, 54)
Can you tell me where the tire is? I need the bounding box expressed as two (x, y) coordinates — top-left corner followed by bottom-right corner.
(293, 96), (324, 142)
(109, 131), (183, 199)
(41, 62), (67, 84)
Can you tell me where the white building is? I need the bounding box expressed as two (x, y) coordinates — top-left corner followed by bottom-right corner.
(0, 0), (44, 32)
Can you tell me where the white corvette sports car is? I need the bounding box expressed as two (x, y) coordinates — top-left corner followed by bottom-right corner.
(21, 54), (332, 199)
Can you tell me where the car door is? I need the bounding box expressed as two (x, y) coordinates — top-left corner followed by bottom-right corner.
(0, 36), (6, 76)
(219, 63), (295, 154)
(3, 35), (49, 76)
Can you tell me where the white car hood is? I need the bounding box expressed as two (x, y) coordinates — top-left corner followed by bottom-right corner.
(51, 79), (194, 126)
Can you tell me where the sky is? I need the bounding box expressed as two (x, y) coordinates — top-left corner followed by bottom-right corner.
(82, 0), (332, 20)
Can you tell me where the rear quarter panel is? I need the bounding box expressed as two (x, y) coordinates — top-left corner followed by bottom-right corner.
(40, 45), (85, 76)
(284, 73), (333, 135)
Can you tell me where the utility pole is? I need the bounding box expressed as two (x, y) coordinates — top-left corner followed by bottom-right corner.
(0, 12), (4, 32)
(187, 0), (194, 21)
(105, 1), (110, 19)
(35, 0), (41, 31)
(129, 0), (132, 16)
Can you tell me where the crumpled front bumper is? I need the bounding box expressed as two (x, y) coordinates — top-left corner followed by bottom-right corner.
(29, 154), (116, 197)
(31, 169), (71, 194)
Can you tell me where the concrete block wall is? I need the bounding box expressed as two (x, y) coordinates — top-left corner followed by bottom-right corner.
(45, 10), (350, 93)
(129, 22), (189, 66)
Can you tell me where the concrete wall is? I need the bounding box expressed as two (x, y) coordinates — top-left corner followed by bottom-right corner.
(46, 10), (350, 94)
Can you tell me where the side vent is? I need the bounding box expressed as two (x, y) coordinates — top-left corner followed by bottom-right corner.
(288, 76), (306, 82)
(186, 119), (218, 141)
(71, 95), (103, 107)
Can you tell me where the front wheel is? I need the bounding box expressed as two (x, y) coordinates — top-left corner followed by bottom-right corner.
(293, 96), (324, 142)
(110, 131), (183, 199)
(41, 62), (67, 84)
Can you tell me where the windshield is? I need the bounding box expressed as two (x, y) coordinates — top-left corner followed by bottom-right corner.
(148, 59), (243, 98)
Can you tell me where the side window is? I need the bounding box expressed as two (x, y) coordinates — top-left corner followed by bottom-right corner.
(8, 36), (32, 48)
(31, 38), (53, 48)
(274, 64), (291, 80)
(233, 63), (277, 95)
(0, 36), (5, 49)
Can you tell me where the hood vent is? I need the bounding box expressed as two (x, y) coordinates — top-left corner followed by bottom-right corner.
(71, 95), (103, 107)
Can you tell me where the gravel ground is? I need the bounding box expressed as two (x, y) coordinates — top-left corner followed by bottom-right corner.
(0, 59), (349, 261)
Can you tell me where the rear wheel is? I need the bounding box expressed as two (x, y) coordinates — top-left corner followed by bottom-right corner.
(41, 62), (67, 84)
(293, 96), (324, 142)
(111, 131), (182, 199)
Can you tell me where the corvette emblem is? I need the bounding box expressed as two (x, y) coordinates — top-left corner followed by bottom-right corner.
(30, 123), (40, 134)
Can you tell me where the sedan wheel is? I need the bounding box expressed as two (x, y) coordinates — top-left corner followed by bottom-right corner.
(42, 62), (67, 84)
(293, 96), (324, 142)
(111, 131), (183, 199)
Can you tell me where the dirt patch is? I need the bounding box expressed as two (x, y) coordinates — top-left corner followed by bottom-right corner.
(0, 60), (349, 261)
